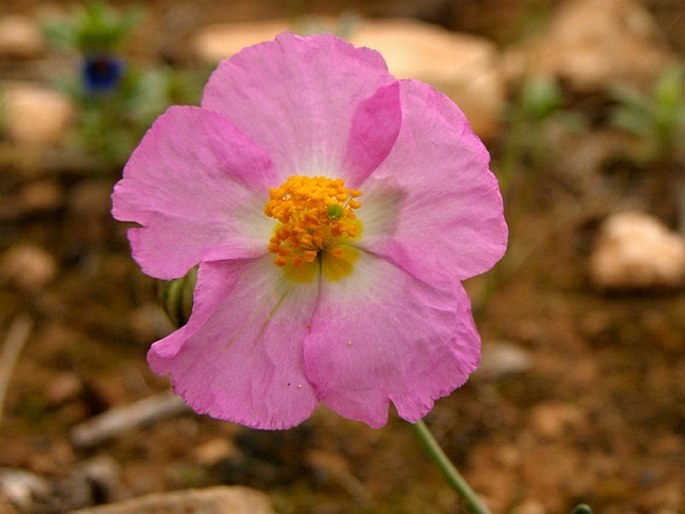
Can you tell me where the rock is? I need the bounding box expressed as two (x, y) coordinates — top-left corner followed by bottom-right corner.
(0, 16), (44, 60)
(478, 340), (532, 380)
(67, 486), (275, 514)
(2, 82), (74, 145)
(0, 244), (57, 290)
(193, 18), (505, 139)
(509, 0), (674, 91)
(590, 211), (685, 289)
(350, 19), (504, 139)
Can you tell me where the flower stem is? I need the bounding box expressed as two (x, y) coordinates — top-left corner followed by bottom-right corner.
(412, 419), (491, 514)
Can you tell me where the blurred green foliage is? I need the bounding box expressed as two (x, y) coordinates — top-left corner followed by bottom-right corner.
(610, 65), (685, 163)
(61, 65), (206, 168)
(500, 75), (584, 191)
(42, 0), (142, 53)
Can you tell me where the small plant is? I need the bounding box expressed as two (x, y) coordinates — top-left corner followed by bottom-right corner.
(502, 75), (583, 178)
(43, 0), (142, 96)
(61, 65), (206, 169)
(610, 65), (685, 233)
(610, 65), (685, 163)
(42, 1), (205, 171)
(497, 74), (585, 219)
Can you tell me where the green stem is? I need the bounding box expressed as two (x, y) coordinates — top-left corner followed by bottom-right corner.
(412, 419), (491, 514)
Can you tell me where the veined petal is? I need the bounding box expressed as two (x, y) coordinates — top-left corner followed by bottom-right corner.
(112, 106), (277, 280)
(201, 33), (395, 178)
(303, 252), (480, 428)
(148, 257), (320, 429)
(357, 79), (508, 284)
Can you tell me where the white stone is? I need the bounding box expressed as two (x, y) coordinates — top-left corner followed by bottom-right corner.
(193, 18), (505, 139)
(510, 0), (674, 91)
(2, 82), (74, 145)
(0, 16), (44, 59)
(68, 486), (275, 514)
(590, 211), (685, 289)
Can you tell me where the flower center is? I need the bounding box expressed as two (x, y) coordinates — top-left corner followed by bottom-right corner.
(264, 176), (362, 278)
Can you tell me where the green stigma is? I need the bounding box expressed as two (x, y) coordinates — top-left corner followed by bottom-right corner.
(327, 203), (344, 220)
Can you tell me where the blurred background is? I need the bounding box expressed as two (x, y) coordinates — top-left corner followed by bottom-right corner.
(0, 0), (684, 513)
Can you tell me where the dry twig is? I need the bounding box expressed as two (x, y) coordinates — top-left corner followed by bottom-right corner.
(0, 314), (33, 422)
(70, 391), (189, 448)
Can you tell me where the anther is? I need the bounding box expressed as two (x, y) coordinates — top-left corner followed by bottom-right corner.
(264, 175), (362, 268)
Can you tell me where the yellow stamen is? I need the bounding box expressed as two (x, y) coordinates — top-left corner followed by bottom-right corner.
(264, 175), (362, 278)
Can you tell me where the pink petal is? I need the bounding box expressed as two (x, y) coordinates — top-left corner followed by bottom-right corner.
(343, 81), (402, 186)
(303, 253), (480, 428)
(148, 257), (320, 429)
(358, 79), (508, 284)
(112, 106), (277, 280)
(201, 33), (395, 178)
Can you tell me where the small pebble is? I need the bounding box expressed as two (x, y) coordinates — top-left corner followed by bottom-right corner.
(478, 340), (532, 380)
(0, 16), (44, 59)
(0, 468), (52, 512)
(193, 438), (237, 467)
(2, 83), (74, 145)
(0, 244), (56, 290)
(512, 499), (547, 514)
(530, 402), (586, 440)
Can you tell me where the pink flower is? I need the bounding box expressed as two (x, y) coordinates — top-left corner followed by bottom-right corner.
(112, 33), (507, 429)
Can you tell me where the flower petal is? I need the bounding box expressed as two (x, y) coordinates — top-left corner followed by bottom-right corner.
(148, 257), (320, 429)
(112, 106), (277, 279)
(357, 79), (508, 284)
(201, 33), (395, 178)
(303, 252), (480, 428)
(343, 81), (402, 186)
